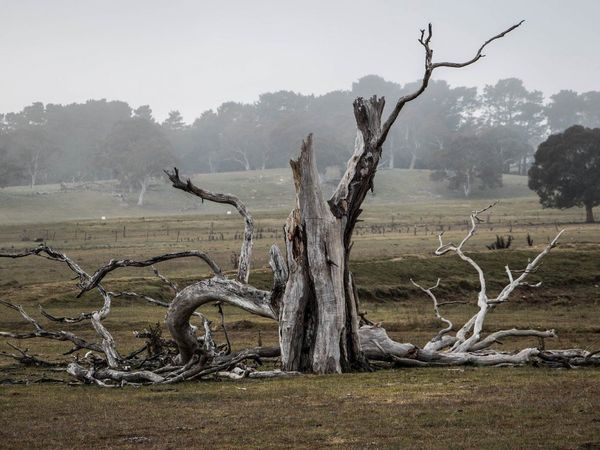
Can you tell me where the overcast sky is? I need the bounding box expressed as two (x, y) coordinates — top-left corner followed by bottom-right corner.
(1, 0), (599, 122)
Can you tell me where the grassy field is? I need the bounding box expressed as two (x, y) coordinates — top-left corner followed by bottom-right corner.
(0, 169), (599, 449)
(1, 369), (599, 449)
(2, 168), (587, 225)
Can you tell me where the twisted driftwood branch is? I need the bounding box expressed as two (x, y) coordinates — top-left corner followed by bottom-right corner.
(165, 167), (253, 284)
(422, 204), (564, 353)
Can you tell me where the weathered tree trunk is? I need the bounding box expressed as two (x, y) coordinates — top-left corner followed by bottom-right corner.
(29, 153), (39, 189)
(519, 156), (528, 175)
(279, 136), (349, 373)
(232, 150), (251, 171)
(408, 151), (418, 170)
(164, 21), (526, 376)
(208, 153), (217, 173)
(585, 203), (595, 223)
(463, 171), (472, 197)
(388, 134), (395, 169)
(137, 178), (149, 206)
(280, 97), (388, 373)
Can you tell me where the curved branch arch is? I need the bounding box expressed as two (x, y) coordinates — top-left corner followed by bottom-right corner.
(166, 277), (276, 363)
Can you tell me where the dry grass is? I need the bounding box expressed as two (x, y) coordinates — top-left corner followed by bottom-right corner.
(1, 368), (599, 449)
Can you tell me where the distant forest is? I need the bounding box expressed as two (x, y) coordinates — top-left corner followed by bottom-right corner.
(1, 75), (599, 195)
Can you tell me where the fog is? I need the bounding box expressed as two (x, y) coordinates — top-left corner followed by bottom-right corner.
(1, 0), (599, 209)
(1, 0), (599, 122)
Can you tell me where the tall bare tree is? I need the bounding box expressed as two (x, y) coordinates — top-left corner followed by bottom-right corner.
(166, 21), (526, 373)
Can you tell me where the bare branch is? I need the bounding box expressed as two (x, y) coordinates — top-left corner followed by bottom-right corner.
(0, 343), (63, 368)
(91, 311), (121, 368)
(39, 307), (91, 324)
(67, 362), (165, 386)
(378, 22), (523, 145)
(434, 203), (497, 258)
(432, 207), (565, 353)
(431, 20), (525, 70)
(1, 289), (119, 366)
(0, 300), (102, 354)
(216, 302), (231, 354)
(0, 245), (91, 288)
(202, 317), (216, 356)
(470, 328), (557, 351)
(437, 300), (469, 307)
(435, 205), (499, 348)
(504, 265), (514, 284)
(165, 167), (253, 283)
(109, 290), (170, 308)
(489, 230), (565, 305)
(326, 19), (518, 224)
(152, 266), (179, 293)
(40, 285), (112, 324)
(81, 250), (222, 296)
(410, 278), (455, 348)
(0, 244), (220, 297)
(108, 290), (204, 319)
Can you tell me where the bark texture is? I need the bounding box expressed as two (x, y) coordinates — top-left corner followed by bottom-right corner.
(279, 95), (390, 373)
(279, 135), (349, 373)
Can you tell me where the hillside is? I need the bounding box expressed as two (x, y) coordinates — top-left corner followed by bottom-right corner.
(0, 169), (534, 225)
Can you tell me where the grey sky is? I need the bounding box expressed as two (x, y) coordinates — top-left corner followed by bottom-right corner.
(1, 0), (599, 122)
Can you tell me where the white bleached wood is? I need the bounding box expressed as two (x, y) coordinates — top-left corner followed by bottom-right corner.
(410, 278), (463, 351)
(429, 205), (565, 353)
(469, 329), (557, 351)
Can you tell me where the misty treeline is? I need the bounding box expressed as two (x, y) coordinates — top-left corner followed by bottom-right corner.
(1, 75), (599, 199)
